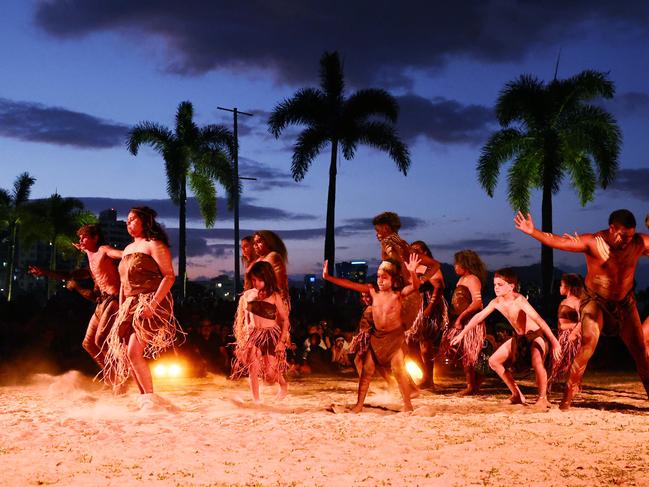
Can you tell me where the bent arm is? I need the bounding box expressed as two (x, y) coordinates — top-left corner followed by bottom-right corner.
(514, 211), (590, 252)
(457, 301), (495, 340)
(149, 241), (176, 308)
(520, 299), (559, 346)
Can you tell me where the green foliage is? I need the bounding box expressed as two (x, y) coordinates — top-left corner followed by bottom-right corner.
(478, 70), (621, 214)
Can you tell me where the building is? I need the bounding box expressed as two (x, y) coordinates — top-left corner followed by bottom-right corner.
(99, 209), (131, 250)
(334, 260), (368, 283)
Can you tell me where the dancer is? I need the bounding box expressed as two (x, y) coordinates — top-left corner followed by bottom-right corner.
(253, 230), (290, 308)
(323, 254), (421, 413)
(104, 207), (183, 408)
(373, 212), (433, 329)
(515, 210), (649, 410)
(442, 250), (487, 395)
(407, 240), (448, 390)
(29, 224), (122, 384)
(452, 268), (561, 408)
(232, 261), (289, 402)
(241, 235), (258, 291)
(549, 274), (584, 385)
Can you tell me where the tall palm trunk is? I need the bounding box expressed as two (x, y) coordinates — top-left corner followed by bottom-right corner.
(178, 174), (187, 300)
(6, 222), (18, 302)
(324, 140), (338, 295)
(541, 177), (554, 315)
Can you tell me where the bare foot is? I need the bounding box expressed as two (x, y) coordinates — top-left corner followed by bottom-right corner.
(275, 384), (288, 402)
(533, 396), (551, 410)
(559, 400), (571, 411)
(457, 387), (474, 396)
(503, 394), (526, 405)
(402, 404), (414, 413)
(350, 404), (363, 413)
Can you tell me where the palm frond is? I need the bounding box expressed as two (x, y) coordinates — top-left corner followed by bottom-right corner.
(477, 128), (525, 196)
(506, 156), (535, 213)
(344, 89), (399, 123)
(188, 169), (217, 228)
(13, 172), (36, 206)
(200, 125), (236, 160)
(496, 74), (545, 127)
(175, 101), (199, 144)
(567, 70), (615, 101)
(268, 89), (326, 137)
(194, 149), (237, 209)
(126, 122), (174, 155)
(161, 144), (185, 203)
(356, 121), (411, 175)
(319, 51), (345, 102)
(291, 127), (328, 181)
(565, 153), (596, 206)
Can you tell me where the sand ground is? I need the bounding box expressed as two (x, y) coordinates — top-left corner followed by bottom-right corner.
(1, 369), (648, 486)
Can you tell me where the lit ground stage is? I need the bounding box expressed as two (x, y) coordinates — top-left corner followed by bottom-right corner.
(1, 371), (647, 486)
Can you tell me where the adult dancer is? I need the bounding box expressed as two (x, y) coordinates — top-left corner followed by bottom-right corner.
(29, 224), (122, 384)
(514, 209), (649, 410)
(407, 240), (448, 390)
(549, 274), (584, 385)
(104, 207), (183, 408)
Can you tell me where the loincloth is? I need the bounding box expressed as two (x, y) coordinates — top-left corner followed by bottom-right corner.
(92, 293), (119, 345)
(580, 287), (636, 336)
(369, 326), (405, 368)
(505, 329), (547, 374)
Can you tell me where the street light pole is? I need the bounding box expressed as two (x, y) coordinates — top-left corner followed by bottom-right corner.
(217, 106), (253, 298)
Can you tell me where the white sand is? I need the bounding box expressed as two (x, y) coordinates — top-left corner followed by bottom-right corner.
(1, 370), (648, 486)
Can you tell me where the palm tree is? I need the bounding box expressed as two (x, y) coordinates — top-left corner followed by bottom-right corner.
(127, 101), (236, 299)
(0, 172), (36, 301)
(22, 193), (91, 298)
(268, 51), (411, 276)
(477, 70), (621, 303)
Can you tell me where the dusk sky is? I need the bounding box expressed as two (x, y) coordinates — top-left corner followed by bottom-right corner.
(1, 1), (648, 285)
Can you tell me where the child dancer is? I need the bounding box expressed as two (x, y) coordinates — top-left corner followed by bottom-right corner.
(452, 268), (561, 408)
(323, 254), (421, 413)
(549, 273), (584, 385)
(232, 261), (290, 402)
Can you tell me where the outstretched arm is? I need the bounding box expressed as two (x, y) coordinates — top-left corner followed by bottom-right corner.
(514, 212), (591, 253)
(322, 260), (372, 294)
(101, 245), (123, 260)
(416, 254), (440, 279)
(451, 300), (495, 346)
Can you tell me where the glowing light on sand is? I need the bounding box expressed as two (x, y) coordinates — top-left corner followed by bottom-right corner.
(154, 364), (167, 377)
(405, 359), (423, 383)
(168, 363), (182, 377)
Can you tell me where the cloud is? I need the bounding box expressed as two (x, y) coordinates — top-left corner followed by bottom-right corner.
(599, 91), (649, 118)
(238, 157), (300, 191)
(0, 97), (128, 148)
(432, 237), (516, 256)
(607, 168), (649, 201)
(396, 94), (494, 144)
(34, 1), (649, 87)
(78, 196), (316, 222)
(342, 215), (426, 231)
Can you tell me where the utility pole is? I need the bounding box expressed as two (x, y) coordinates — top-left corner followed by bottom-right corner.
(217, 106), (253, 298)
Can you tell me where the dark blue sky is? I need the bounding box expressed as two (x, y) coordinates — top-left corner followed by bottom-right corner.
(1, 1), (648, 284)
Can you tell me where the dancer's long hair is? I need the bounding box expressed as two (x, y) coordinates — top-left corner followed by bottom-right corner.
(130, 206), (170, 247)
(454, 249), (487, 287)
(411, 240), (433, 257)
(247, 261), (278, 296)
(561, 273), (584, 298)
(254, 230), (288, 263)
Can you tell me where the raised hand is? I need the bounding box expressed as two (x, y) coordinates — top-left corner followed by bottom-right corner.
(514, 211), (535, 235)
(405, 253), (422, 273)
(322, 260), (330, 279)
